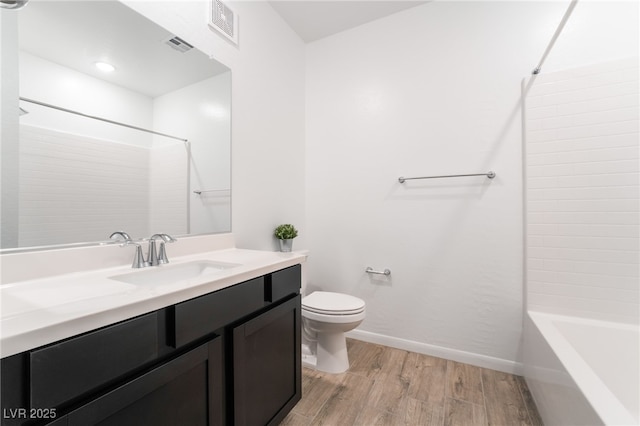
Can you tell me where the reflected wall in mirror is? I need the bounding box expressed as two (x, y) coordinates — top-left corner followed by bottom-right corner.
(1, 0), (231, 250)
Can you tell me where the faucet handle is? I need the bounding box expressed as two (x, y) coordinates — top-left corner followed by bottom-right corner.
(131, 244), (149, 268)
(120, 241), (149, 268)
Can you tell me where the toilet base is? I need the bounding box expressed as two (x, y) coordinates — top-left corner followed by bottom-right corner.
(315, 331), (350, 374)
(301, 352), (317, 369)
(302, 333), (349, 374)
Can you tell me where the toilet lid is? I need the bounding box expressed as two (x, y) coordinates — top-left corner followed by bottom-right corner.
(302, 291), (365, 315)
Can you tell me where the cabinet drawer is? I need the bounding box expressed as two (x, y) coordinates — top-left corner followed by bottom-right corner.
(172, 277), (264, 347)
(30, 312), (158, 409)
(267, 265), (301, 303)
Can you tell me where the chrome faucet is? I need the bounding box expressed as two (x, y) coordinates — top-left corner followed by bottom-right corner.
(147, 234), (177, 266)
(110, 231), (132, 242)
(124, 241), (149, 269)
(111, 231), (176, 268)
(110, 231), (149, 268)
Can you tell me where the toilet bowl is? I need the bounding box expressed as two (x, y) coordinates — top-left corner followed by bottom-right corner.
(301, 291), (365, 374)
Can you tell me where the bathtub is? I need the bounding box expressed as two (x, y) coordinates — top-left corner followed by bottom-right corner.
(524, 311), (639, 425)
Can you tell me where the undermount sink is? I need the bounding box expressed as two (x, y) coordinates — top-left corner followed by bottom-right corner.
(109, 260), (241, 287)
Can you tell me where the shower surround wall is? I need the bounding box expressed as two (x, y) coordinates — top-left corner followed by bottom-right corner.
(525, 58), (639, 323)
(18, 125), (152, 246)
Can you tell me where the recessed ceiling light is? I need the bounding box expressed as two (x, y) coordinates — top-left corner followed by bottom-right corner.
(95, 61), (115, 73)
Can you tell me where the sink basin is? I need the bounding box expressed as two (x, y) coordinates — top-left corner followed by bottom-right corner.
(109, 260), (241, 286)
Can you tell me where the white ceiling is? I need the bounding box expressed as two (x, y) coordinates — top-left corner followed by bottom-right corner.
(269, 1), (429, 43)
(18, 1), (229, 98)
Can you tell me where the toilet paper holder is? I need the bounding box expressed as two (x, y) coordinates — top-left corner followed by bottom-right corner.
(365, 267), (391, 276)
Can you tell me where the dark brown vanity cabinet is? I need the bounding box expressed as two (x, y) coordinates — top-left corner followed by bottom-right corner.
(232, 295), (301, 426)
(56, 337), (223, 426)
(0, 264), (302, 426)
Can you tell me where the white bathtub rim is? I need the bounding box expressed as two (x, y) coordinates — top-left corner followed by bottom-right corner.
(528, 311), (637, 426)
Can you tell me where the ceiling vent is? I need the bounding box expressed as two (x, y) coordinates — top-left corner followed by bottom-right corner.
(165, 36), (194, 53)
(208, 0), (238, 45)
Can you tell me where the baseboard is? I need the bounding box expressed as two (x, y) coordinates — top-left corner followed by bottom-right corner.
(346, 329), (523, 375)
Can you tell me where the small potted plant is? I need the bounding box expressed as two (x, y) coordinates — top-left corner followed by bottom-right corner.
(274, 224), (298, 252)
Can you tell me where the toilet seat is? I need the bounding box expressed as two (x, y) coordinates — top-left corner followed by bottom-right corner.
(302, 291), (365, 315)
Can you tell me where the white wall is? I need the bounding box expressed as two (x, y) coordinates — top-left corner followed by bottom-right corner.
(0, 10), (20, 248)
(304, 0), (638, 372)
(525, 58), (639, 324)
(123, 0), (307, 251)
(537, 0), (640, 74)
(19, 51), (154, 147)
(152, 72), (231, 235)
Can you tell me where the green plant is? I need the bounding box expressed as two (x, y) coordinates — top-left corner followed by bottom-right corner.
(274, 224), (298, 240)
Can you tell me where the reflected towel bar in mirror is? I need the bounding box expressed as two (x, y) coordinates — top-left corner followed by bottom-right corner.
(365, 267), (391, 276)
(398, 171), (496, 183)
(193, 189), (231, 195)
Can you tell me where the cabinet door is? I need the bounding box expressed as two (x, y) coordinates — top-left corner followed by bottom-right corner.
(65, 337), (223, 426)
(232, 295), (301, 426)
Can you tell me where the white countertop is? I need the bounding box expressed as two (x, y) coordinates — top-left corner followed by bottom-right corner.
(1, 248), (306, 358)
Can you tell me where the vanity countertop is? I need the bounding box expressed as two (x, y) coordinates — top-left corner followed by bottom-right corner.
(0, 248), (307, 358)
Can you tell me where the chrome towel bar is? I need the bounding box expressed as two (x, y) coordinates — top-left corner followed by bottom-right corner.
(398, 171), (495, 183)
(193, 189), (230, 195)
(366, 267), (391, 276)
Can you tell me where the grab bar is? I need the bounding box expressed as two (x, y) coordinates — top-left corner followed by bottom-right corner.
(398, 171), (495, 183)
(365, 267), (391, 276)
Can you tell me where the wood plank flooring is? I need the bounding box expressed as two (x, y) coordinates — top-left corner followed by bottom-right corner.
(280, 339), (543, 426)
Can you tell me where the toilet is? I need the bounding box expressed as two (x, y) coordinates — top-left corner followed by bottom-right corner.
(301, 291), (366, 374)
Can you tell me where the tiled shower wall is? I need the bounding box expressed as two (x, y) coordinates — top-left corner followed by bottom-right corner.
(149, 143), (188, 236)
(18, 125), (186, 247)
(525, 58), (639, 323)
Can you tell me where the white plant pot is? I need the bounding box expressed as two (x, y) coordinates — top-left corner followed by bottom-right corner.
(279, 239), (293, 252)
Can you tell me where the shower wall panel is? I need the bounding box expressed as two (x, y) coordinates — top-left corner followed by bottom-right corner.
(18, 125), (150, 246)
(525, 58), (639, 324)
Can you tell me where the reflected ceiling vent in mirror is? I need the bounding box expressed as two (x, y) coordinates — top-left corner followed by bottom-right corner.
(165, 36), (194, 53)
(208, 0), (238, 45)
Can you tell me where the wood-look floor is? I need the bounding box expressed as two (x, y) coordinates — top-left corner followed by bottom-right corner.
(280, 339), (543, 426)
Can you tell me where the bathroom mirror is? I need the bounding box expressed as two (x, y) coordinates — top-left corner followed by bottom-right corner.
(1, 0), (231, 251)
